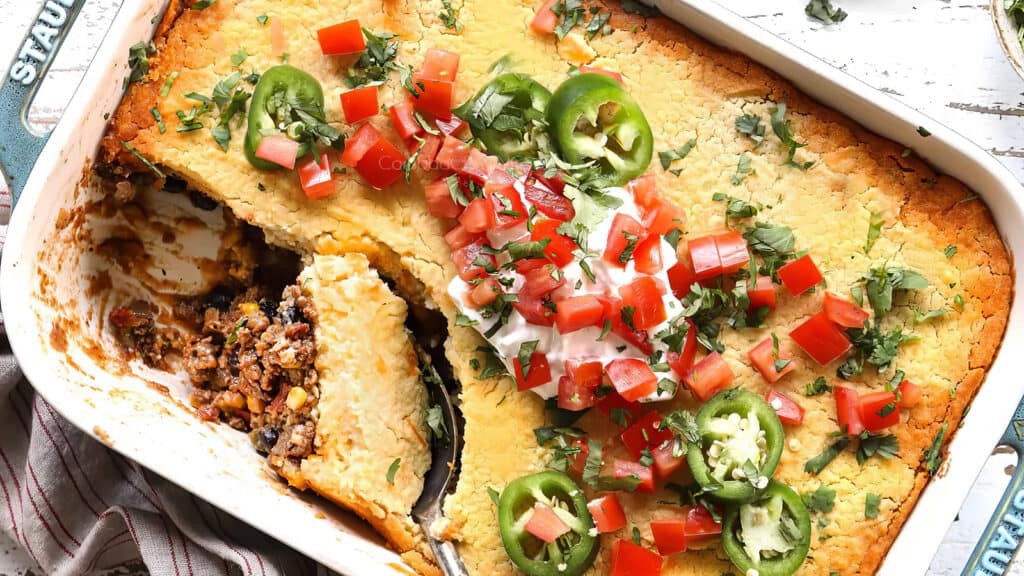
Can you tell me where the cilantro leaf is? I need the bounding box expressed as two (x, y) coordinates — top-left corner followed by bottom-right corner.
(770, 103), (814, 170)
(386, 458), (401, 484)
(856, 432), (899, 465)
(426, 404), (448, 443)
(805, 437), (851, 475)
(439, 0), (464, 31)
(805, 0), (848, 25)
(659, 139), (697, 173)
(735, 113), (766, 147)
(865, 493), (881, 519)
(864, 211), (883, 254)
(923, 423), (949, 475)
(805, 376), (832, 397)
(731, 152), (753, 185)
(801, 485), (836, 514)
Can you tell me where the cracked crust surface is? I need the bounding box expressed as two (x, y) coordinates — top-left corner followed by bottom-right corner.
(101, 1), (1011, 574)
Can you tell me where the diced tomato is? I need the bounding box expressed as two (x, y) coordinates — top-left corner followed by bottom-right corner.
(764, 389), (804, 425)
(628, 174), (658, 209)
(389, 102), (422, 140)
(666, 319), (698, 379)
(604, 213), (647, 267)
(530, 0), (559, 34)
(269, 16), (287, 58)
(524, 503), (570, 543)
(789, 311), (852, 365)
(531, 219), (577, 268)
(606, 359), (657, 402)
(340, 122), (380, 167)
(484, 183), (527, 231)
(444, 224), (479, 251)
(778, 254), (823, 296)
(532, 170), (566, 196)
(834, 385), (864, 436)
(340, 85), (379, 124)
(316, 19), (365, 55)
(684, 352), (734, 402)
(423, 178), (462, 218)
(748, 275), (776, 312)
(434, 135), (472, 172)
(748, 337), (796, 384)
(613, 459), (655, 493)
(859, 390), (900, 432)
(650, 440), (687, 480)
(435, 115), (467, 137)
(688, 235), (721, 281)
(524, 182), (575, 221)
(823, 291), (870, 329)
(555, 295), (604, 334)
(512, 291), (556, 327)
(254, 135), (299, 170)
(355, 137), (407, 189)
(420, 48), (460, 83)
(897, 380), (922, 409)
(642, 200), (686, 236)
(651, 519), (687, 556)
(568, 438), (589, 475)
(451, 238), (495, 281)
(459, 198), (497, 233)
(667, 261), (696, 300)
(618, 277), (666, 330)
(598, 296), (655, 356)
(580, 65), (624, 83)
(513, 352), (552, 391)
(588, 495), (627, 533)
(620, 412), (673, 460)
(416, 133), (443, 171)
(560, 360), (602, 411)
(683, 505), (722, 543)
(713, 231), (749, 275)
(296, 153), (334, 199)
(634, 235), (663, 275)
(410, 75), (454, 120)
(610, 539), (662, 576)
(467, 277), (501, 308)
(558, 376), (592, 411)
(460, 148), (499, 184)
(521, 264), (566, 299)
(596, 387), (644, 427)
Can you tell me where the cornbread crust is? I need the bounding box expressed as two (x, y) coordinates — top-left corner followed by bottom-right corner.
(99, 1), (1011, 575)
(297, 253), (436, 576)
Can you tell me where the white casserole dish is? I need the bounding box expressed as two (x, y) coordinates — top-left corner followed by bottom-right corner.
(1, 1), (1022, 574)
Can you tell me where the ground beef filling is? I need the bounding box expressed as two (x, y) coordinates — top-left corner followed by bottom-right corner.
(110, 283), (319, 483)
(183, 284), (319, 482)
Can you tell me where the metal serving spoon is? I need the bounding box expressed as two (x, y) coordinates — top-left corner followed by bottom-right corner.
(412, 360), (469, 576)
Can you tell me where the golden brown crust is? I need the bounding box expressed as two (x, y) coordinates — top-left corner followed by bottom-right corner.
(100, 1), (1011, 574)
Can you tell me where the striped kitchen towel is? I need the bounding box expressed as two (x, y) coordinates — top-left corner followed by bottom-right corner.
(0, 189), (321, 575)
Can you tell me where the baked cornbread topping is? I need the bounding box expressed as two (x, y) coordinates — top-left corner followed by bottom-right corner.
(96, 1), (1013, 575)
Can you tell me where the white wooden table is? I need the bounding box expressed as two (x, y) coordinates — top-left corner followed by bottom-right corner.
(0, 0), (1021, 574)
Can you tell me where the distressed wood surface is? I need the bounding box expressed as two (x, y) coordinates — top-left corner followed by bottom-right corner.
(0, 0), (1022, 574)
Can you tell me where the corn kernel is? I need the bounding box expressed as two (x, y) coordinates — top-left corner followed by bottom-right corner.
(286, 387), (308, 411)
(240, 302), (259, 315)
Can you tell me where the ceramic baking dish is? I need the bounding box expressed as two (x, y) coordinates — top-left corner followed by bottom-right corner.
(2, 1), (1022, 574)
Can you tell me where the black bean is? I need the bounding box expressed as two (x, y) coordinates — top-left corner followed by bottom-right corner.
(259, 298), (278, 319)
(281, 305), (304, 325)
(202, 286), (234, 311)
(258, 427), (279, 450)
(188, 190), (219, 211)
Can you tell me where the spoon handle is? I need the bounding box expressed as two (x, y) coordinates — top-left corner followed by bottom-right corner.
(426, 536), (469, 576)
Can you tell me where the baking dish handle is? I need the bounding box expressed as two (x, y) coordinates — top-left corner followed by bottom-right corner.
(0, 0), (86, 204)
(962, 395), (1024, 575)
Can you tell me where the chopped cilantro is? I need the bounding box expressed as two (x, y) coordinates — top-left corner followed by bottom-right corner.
(620, 0), (659, 17)
(954, 293), (964, 310)
(120, 141), (165, 178)
(805, 0), (847, 24)
(150, 107), (166, 134)
(713, 192), (761, 221)
(731, 152), (753, 185)
(664, 228), (682, 250)
(865, 493), (881, 519)
(801, 485), (836, 514)
(386, 458), (401, 484)
(944, 244), (958, 259)
(914, 307), (948, 324)
(618, 231), (640, 264)
(439, 0), (464, 32)
(805, 376), (832, 397)
(656, 378), (677, 397)
(658, 139), (697, 174)
(864, 211), (883, 254)
(856, 266), (929, 318)
(632, 526), (642, 545)
(191, 0), (217, 8)
(856, 432), (899, 465)
(487, 486), (501, 506)
(230, 48), (248, 67)
(735, 113), (766, 147)
(476, 346), (509, 379)
(770, 103), (814, 170)
(621, 306), (637, 331)
(455, 312), (479, 327)
(917, 126), (931, 137)
(517, 340), (539, 378)
(256, 14), (269, 26)
(805, 437), (851, 475)
(426, 404), (448, 443)
(126, 41), (157, 88)
(924, 423), (949, 475)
